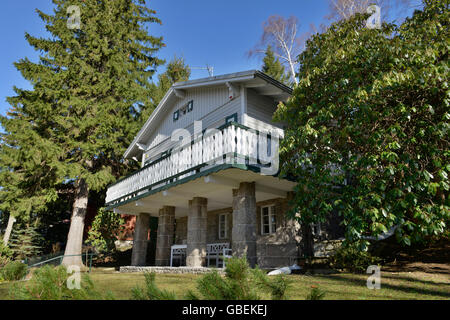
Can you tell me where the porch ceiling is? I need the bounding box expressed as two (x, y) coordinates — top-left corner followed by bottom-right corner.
(113, 167), (296, 218)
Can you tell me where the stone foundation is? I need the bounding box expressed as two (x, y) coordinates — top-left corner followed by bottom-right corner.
(120, 266), (224, 274)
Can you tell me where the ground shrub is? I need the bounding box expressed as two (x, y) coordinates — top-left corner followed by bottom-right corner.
(328, 244), (382, 273)
(131, 257), (292, 300)
(0, 261), (28, 281)
(8, 265), (114, 300)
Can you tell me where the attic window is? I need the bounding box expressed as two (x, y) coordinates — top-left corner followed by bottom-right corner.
(173, 110), (179, 122)
(173, 100), (194, 122)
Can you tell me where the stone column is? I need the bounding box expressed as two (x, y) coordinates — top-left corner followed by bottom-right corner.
(155, 206), (175, 266)
(232, 182), (257, 267)
(131, 213), (150, 266)
(186, 197), (208, 267)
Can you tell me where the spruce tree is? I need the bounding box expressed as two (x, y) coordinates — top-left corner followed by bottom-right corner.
(2, 0), (164, 267)
(10, 222), (43, 261)
(148, 56), (191, 116)
(261, 45), (290, 86)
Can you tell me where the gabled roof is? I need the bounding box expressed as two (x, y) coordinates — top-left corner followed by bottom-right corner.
(124, 70), (292, 159)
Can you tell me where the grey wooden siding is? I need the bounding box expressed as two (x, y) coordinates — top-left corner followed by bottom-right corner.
(143, 87), (242, 163)
(246, 89), (279, 125)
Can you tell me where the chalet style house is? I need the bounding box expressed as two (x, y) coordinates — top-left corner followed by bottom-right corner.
(106, 70), (331, 269)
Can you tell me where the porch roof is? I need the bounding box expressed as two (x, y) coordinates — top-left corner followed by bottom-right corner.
(109, 166), (296, 218)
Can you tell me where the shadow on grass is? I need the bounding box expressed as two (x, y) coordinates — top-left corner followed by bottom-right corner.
(319, 274), (450, 299)
(380, 273), (450, 288)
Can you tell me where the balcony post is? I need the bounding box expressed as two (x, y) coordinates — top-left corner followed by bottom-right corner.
(186, 197), (208, 267)
(131, 213), (150, 266)
(155, 206), (175, 266)
(232, 182), (257, 267)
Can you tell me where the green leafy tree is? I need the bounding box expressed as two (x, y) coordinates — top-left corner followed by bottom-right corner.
(274, 0), (449, 252)
(2, 0), (164, 267)
(262, 45), (290, 86)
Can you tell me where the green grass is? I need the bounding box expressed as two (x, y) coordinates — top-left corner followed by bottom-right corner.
(0, 268), (448, 300)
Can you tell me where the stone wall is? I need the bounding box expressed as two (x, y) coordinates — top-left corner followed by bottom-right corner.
(256, 198), (301, 269)
(175, 217), (188, 244)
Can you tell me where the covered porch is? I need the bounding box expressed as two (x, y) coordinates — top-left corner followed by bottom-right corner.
(110, 167), (297, 268)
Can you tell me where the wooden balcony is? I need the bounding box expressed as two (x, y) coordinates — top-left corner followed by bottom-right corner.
(105, 122), (282, 208)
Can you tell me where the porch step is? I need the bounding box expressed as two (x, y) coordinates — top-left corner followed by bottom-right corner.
(119, 266), (225, 274)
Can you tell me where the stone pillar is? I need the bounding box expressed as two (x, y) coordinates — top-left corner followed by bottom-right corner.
(131, 213), (150, 266)
(232, 182), (257, 267)
(155, 206), (175, 266)
(186, 197), (208, 267)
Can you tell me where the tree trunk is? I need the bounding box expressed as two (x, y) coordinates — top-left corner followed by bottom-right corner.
(301, 223), (315, 263)
(2, 215), (16, 246)
(62, 178), (88, 268)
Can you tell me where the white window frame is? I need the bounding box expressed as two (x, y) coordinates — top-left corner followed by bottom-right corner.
(218, 213), (228, 239)
(311, 222), (322, 236)
(261, 205), (277, 235)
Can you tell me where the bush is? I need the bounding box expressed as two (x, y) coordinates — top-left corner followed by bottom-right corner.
(0, 242), (13, 270)
(328, 244), (382, 273)
(306, 287), (326, 300)
(0, 261), (28, 281)
(131, 257), (292, 300)
(8, 265), (115, 300)
(131, 272), (177, 300)
(86, 208), (125, 253)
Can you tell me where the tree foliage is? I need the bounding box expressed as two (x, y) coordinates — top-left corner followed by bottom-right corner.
(275, 0), (449, 249)
(0, 0), (164, 265)
(262, 45), (290, 86)
(85, 208), (125, 253)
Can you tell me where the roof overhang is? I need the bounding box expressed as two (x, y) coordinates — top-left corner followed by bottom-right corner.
(124, 70), (292, 160)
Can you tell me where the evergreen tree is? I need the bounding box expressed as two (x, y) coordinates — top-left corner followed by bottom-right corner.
(1, 0), (164, 267)
(10, 222), (43, 260)
(148, 56), (191, 114)
(262, 46), (289, 86)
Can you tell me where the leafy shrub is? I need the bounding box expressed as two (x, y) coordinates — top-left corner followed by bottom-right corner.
(131, 257), (292, 300)
(0, 261), (28, 281)
(328, 244), (382, 273)
(86, 208), (125, 253)
(0, 242), (13, 270)
(0, 242), (13, 259)
(9, 265), (114, 300)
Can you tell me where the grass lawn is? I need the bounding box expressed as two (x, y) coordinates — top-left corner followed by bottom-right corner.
(0, 268), (448, 300)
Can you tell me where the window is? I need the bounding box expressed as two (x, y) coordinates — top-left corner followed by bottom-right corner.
(311, 222), (322, 236)
(225, 113), (238, 124)
(173, 110), (179, 122)
(187, 100), (194, 112)
(218, 214), (228, 239)
(261, 205), (277, 235)
(173, 100), (193, 122)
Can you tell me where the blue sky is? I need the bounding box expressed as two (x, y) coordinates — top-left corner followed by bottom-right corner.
(0, 0), (421, 121)
(0, 0), (331, 120)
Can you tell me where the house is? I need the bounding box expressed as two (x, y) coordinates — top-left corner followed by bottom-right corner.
(105, 70), (304, 269)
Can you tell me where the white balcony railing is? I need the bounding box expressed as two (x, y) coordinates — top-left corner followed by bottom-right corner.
(105, 122), (282, 206)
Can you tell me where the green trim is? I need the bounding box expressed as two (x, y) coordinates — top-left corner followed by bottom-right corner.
(225, 113), (238, 124)
(106, 121), (290, 205)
